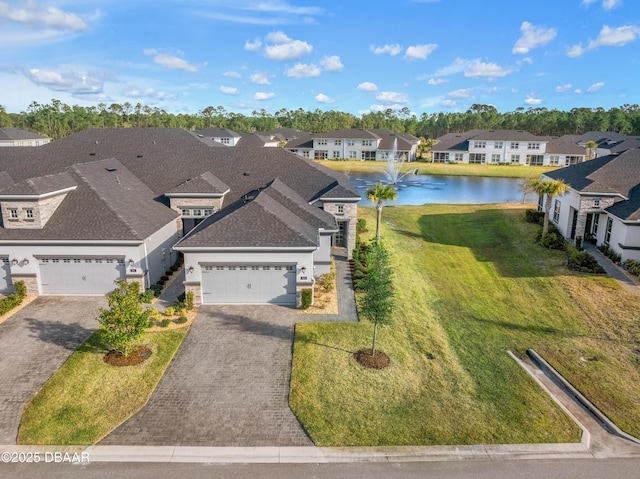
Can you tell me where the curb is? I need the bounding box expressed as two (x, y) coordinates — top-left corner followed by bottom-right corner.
(527, 349), (640, 446)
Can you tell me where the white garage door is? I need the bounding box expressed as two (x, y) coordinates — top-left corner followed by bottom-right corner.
(39, 257), (126, 294)
(0, 257), (12, 294)
(201, 264), (296, 305)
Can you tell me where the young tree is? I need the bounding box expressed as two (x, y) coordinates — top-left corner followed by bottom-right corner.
(585, 140), (598, 160)
(357, 244), (394, 356)
(97, 280), (151, 356)
(530, 178), (571, 235)
(366, 182), (397, 245)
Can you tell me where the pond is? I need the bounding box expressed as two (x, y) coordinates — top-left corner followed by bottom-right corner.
(348, 172), (538, 205)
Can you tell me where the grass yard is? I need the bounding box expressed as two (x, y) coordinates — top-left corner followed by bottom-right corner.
(290, 204), (640, 446)
(316, 160), (557, 178)
(18, 328), (187, 445)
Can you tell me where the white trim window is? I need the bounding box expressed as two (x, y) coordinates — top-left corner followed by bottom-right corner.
(9, 209), (18, 219)
(527, 142), (541, 150)
(336, 204), (345, 215)
(25, 209), (34, 219)
(362, 139), (373, 147)
(334, 139), (342, 146)
(348, 151), (357, 159)
(317, 139), (327, 146)
(549, 155), (560, 165)
(604, 217), (613, 245)
(219, 137), (230, 145)
(494, 141), (503, 149)
(333, 150), (341, 159)
(510, 154), (520, 164)
(553, 200), (561, 223)
(347, 140), (355, 146)
(454, 153), (464, 162)
(491, 154), (501, 163)
(510, 142), (519, 149)
(474, 141), (486, 148)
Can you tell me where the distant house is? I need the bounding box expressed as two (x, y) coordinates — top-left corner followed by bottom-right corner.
(542, 149), (640, 261)
(0, 128), (50, 147)
(193, 128), (285, 148)
(432, 130), (585, 166)
(560, 131), (640, 159)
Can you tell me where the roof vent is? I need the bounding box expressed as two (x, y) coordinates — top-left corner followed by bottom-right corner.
(243, 172), (250, 176)
(89, 152), (96, 156)
(105, 167), (117, 172)
(136, 154), (143, 158)
(95, 140), (99, 144)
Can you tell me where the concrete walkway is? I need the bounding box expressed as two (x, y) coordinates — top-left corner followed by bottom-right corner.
(0, 296), (105, 444)
(583, 243), (640, 294)
(153, 267), (185, 313)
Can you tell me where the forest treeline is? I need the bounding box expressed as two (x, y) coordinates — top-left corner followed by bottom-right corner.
(2, 100), (640, 141)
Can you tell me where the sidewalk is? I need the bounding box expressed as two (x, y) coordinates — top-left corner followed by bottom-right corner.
(583, 243), (640, 294)
(152, 267), (185, 313)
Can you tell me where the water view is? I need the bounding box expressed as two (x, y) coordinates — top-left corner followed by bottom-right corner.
(349, 172), (537, 205)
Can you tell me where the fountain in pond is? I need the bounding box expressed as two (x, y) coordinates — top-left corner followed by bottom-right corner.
(380, 137), (410, 186)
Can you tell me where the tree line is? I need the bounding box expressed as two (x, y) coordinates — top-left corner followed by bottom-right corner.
(1, 100), (640, 141)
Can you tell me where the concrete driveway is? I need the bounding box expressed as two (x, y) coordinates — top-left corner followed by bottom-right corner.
(0, 296), (105, 444)
(101, 305), (312, 447)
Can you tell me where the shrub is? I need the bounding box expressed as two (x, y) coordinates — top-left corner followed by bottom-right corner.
(150, 284), (163, 297)
(160, 275), (169, 282)
(177, 315), (188, 324)
(172, 299), (185, 311)
(148, 307), (160, 319)
(598, 244), (622, 263)
(160, 318), (171, 328)
(356, 218), (367, 234)
(575, 236), (583, 251)
(170, 264), (180, 272)
(525, 209), (545, 225)
(164, 306), (175, 316)
(567, 247), (605, 273)
(139, 289), (155, 303)
(165, 269), (173, 276)
(14, 280), (27, 298)
(319, 272), (335, 291)
(186, 291), (194, 310)
(145, 318), (155, 328)
(540, 232), (565, 250)
(0, 294), (23, 316)
(301, 288), (313, 309)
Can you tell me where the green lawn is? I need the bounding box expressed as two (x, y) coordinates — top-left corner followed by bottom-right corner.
(290, 204), (640, 446)
(18, 328), (187, 445)
(316, 160), (557, 178)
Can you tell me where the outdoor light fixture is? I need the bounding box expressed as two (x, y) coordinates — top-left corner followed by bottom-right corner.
(128, 258), (134, 266)
(301, 266), (307, 274)
(188, 266), (194, 274)
(22, 258), (29, 265)
(11, 258), (18, 265)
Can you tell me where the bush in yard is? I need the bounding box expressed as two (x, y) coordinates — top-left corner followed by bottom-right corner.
(186, 291), (194, 310)
(599, 244), (622, 263)
(623, 259), (640, 277)
(356, 218), (367, 234)
(172, 299), (185, 311)
(319, 272), (335, 291)
(540, 232), (565, 250)
(525, 209), (545, 225)
(160, 275), (169, 282)
(0, 294), (23, 316)
(567, 247), (605, 274)
(150, 284), (163, 297)
(14, 280), (27, 298)
(160, 318), (171, 328)
(139, 289), (155, 303)
(164, 306), (175, 316)
(177, 315), (188, 324)
(97, 280), (151, 356)
(301, 288), (313, 309)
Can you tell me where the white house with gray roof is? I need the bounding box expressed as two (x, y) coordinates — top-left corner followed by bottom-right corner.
(0, 128), (50, 147)
(0, 128), (360, 307)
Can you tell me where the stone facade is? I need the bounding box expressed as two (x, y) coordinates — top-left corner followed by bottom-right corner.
(574, 196), (618, 240)
(1, 193), (68, 230)
(322, 201), (358, 258)
(169, 197), (226, 236)
(184, 281), (202, 307)
(10, 274), (38, 296)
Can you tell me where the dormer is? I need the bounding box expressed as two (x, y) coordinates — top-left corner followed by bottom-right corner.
(0, 172), (76, 229)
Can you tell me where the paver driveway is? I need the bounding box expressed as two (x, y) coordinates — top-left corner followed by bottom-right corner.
(101, 305), (312, 446)
(0, 296), (105, 444)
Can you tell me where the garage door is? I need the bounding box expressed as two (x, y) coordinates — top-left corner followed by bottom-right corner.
(201, 264), (296, 305)
(39, 257), (126, 294)
(0, 257), (12, 294)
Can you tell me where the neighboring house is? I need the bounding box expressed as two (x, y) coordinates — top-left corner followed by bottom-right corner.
(284, 128), (419, 161)
(193, 128), (242, 146)
(432, 130), (585, 166)
(193, 128), (284, 148)
(0, 128), (50, 147)
(560, 131), (637, 158)
(541, 148), (640, 262)
(0, 128), (360, 306)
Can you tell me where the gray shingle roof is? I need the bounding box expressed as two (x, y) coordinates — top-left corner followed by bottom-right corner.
(167, 171), (229, 195)
(0, 171), (76, 196)
(545, 138), (585, 155)
(314, 129), (381, 140)
(0, 128), (48, 141)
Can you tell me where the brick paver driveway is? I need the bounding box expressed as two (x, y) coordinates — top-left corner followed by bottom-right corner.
(101, 305), (312, 446)
(0, 296), (105, 444)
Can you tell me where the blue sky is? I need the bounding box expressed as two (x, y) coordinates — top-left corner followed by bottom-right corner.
(1, 0), (639, 116)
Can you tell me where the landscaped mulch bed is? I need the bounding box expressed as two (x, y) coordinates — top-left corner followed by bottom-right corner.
(103, 345), (152, 366)
(353, 348), (390, 369)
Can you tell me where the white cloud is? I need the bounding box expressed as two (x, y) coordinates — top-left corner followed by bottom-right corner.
(587, 81), (605, 93)
(464, 60), (512, 78)
(263, 31), (313, 61)
(404, 43), (437, 60)
(446, 88), (474, 99)
(286, 63), (320, 78)
(254, 91), (275, 100)
(427, 78), (448, 85)
(369, 103), (407, 112)
(555, 83), (572, 92)
(25, 68), (103, 94)
(220, 86), (239, 95)
(315, 93), (334, 103)
(357, 82), (378, 93)
(581, 0), (598, 4)
(223, 71), (241, 78)
(574, 88), (583, 94)
(524, 94), (542, 105)
(0, 1), (90, 32)
(568, 24), (640, 56)
(512, 21), (557, 54)
(194, 2), (324, 25)
(143, 49), (202, 72)
(250, 72), (270, 84)
(245, 38), (262, 50)
(123, 88), (175, 100)
(440, 99), (458, 108)
(603, 0), (622, 10)
(370, 44), (402, 56)
(320, 55), (343, 72)
(375, 91), (409, 104)
(432, 57), (469, 77)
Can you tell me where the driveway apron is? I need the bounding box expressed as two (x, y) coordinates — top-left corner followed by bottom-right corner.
(101, 305), (312, 447)
(0, 296), (105, 444)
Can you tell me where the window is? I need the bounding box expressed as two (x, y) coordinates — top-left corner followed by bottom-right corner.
(604, 217), (613, 245)
(25, 208), (34, 219)
(348, 151), (357, 159)
(192, 209), (202, 217)
(491, 154), (501, 163)
(334, 139), (342, 146)
(275, 266), (283, 270)
(52, 258), (59, 263)
(302, 150), (310, 158)
(510, 154), (520, 164)
(454, 153), (464, 162)
(41, 258), (49, 264)
(527, 142), (540, 150)
(219, 137), (230, 144)
(116, 258), (124, 264)
(74, 259), (82, 263)
(526, 155), (544, 166)
(593, 199), (601, 208)
(239, 266), (247, 271)
(317, 139), (327, 145)
(63, 258), (71, 263)
(566, 156), (581, 165)
(361, 151), (376, 161)
(181, 209), (190, 216)
(553, 200), (561, 222)
(347, 140), (355, 146)
(510, 142), (519, 149)
(286, 265), (295, 271)
(9, 209), (18, 219)
(95, 259), (102, 263)
(494, 141), (503, 149)
(474, 141), (486, 148)
(593, 214), (599, 234)
(336, 204), (344, 215)
(262, 266), (270, 270)
(469, 153), (486, 164)
(84, 259), (92, 263)
(106, 259), (113, 263)
(203, 209), (213, 216)
(333, 150), (341, 159)
(216, 265), (224, 270)
(549, 155), (560, 165)
(314, 150), (328, 160)
(228, 266), (236, 270)
(251, 266), (260, 270)
(433, 152), (449, 162)
(362, 139), (373, 147)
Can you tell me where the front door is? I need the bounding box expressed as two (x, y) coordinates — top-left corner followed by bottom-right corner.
(335, 221), (346, 247)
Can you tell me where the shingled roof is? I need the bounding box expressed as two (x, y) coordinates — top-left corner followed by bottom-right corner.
(0, 128), (48, 141)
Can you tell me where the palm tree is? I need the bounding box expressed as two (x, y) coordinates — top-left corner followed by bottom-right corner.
(585, 140), (598, 161)
(530, 178), (571, 235)
(366, 182), (397, 245)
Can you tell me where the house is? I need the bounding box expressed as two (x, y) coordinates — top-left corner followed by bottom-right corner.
(0, 128), (50, 147)
(541, 148), (640, 262)
(192, 128), (283, 147)
(0, 128), (360, 306)
(284, 128), (419, 161)
(432, 130), (585, 166)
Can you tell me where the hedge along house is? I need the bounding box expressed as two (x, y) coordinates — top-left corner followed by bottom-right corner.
(0, 128), (360, 306)
(541, 148), (640, 262)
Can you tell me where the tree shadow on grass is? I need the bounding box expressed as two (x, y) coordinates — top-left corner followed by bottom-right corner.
(24, 317), (96, 351)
